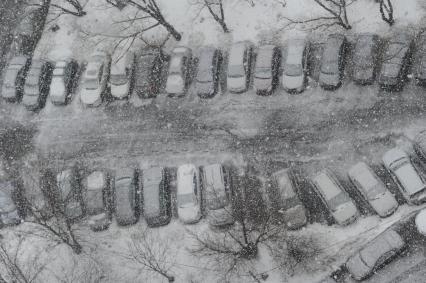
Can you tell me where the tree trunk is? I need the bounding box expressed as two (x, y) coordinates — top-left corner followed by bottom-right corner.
(161, 20), (181, 41)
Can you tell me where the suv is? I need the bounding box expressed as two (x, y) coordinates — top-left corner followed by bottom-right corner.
(165, 47), (192, 96)
(201, 164), (234, 228)
(142, 167), (171, 227)
(50, 60), (79, 105)
(227, 41), (253, 93)
(253, 45), (280, 95)
(1, 55), (31, 102)
(265, 169), (307, 229)
(319, 34), (347, 89)
(196, 47), (222, 98)
(134, 47), (165, 98)
(114, 167), (139, 226)
(311, 169), (358, 226)
(22, 60), (53, 111)
(382, 147), (426, 205)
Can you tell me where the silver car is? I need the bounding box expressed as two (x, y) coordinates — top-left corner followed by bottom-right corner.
(382, 147), (426, 205)
(176, 164), (202, 224)
(348, 162), (398, 217)
(281, 38), (309, 93)
(1, 56), (31, 102)
(165, 46), (192, 96)
(253, 45), (280, 95)
(319, 34), (347, 89)
(196, 47), (222, 98)
(201, 164), (234, 228)
(352, 33), (380, 85)
(227, 41), (253, 93)
(84, 170), (111, 231)
(311, 169), (358, 226)
(114, 167), (138, 226)
(265, 169), (307, 229)
(0, 182), (21, 228)
(346, 229), (405, 280)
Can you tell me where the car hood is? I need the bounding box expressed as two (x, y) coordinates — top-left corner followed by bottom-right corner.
(207, 206), (234, 227)
(253, 77), (272, 91)
(111, 82), (130, 98)
(22, 93), (38, 108)
(50, 78), (66, 102)
(2, 87), (17, 99)
(346, 253), (371, 280)
(370, 192), (398, 217)
(332, 201), (358, 225)
(196, 80), (215, 96)
(354, 68), (374, 81)
(178, 203), (201, 224)
(81, 88), (101, 105)
(282, 74), (304, 90)
(282, 204), (307, 229)
(166, 75), (184, 94)
(381, 63), (400, 78)
(227, 76), (246, 91)
(319, 72), (340, 87)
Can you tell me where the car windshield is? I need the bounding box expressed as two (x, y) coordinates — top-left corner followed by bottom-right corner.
(3, 71), (17, 88)
(285, 64), (302, 76)
(282, 196), (300, 210)
(197, 67), (213, 82)
(366, 184), (385, 199)
(206, 188), (228, 210)
(84, 78), (99, 90)
(328, 192), (348, 210)
(177, 193), (194, 207)
(53, 68), (64, 76)
(228, 65), (244, 78)
(321, 60), (338, 74)
(110, 74), (127, 85)
(255, 67), (271, 79)
(26, 75), (38, 86)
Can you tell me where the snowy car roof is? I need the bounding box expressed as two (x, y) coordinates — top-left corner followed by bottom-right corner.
(382, 147), (407, 168)
(87, 171), (106, 191)
(313, 170), (342, 200)
(177, 164), (197, 195)
(286, 39), (305, 65)
(229, 42), (249, 66)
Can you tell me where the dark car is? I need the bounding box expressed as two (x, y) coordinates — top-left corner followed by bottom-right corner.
(414, 33), (426, 85)
(114, 167), (139, 226)
(353, 33), (380, 84)
(50, 60), (79, 105)
(56, 166), (85, 222)
(1, 55), (31, 102)
(134, 48), (165, 98)
(253, 45), (280, 95)
(22, 60), (53, 111)
(142, 167), (171, 227)
(196, 47), (222, 98)
(13, 6), (46, 55)
(319, 34), (347, 89)
(378, 33), (413, 91)
(265, 169), (307, 229)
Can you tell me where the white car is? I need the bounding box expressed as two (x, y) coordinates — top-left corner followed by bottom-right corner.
(165, 47), (192, 96)
(176, 164), (202, 224)
(282, 38), (309, 93)
(110, 52), (135, 99)
(312, 169), (358, 226)
(382, 148), (426, 205)
(348, 162), (398, 217)
(227, 41), (253, 93)
(80, 51), (111, 107)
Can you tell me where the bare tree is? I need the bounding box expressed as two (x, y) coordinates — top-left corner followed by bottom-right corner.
(192, 0), (229, 33)
(124, 228), (176, 282)
(24, 0), (87, 17)
(379, 0), (394, 26)
(189, 165), (285, 280)
(106, 0), (182, 41)
(283, 0), (356, 30)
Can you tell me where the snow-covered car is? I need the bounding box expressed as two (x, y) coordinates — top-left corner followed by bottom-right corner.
(281, 38), (310, 93)
(414, 33), (426, 86)
(80, 51), (111, 107)
(142, 167), (171, 227)
(110, 52), (135, 99)
(352, 33), (380, 85)
(165, 46), (192, 96)
(227, 41), (253, 93)
(22, 60), (53, 111)
(114, 167), (138, 226)
(134, 47), (166, 98)
(50, 59), (79, 105)
(0, 182), (21, 228)
(415, 208), (426, 236)
(265, 169), (307, 229)
(311, 169), (358, 226)
(1, 55), (31, 102)
(196, 47), (222, 98)
(84, 170), (111, 231)
(414, 129), (426, 161)
(319, 33), (347, 90)
(345, 229), (405, 281)
(57, 167), (85, 221)
(201, 164), (234, 228)
(253, 45), (280, 95)
(177, 164), (202, 224)
(348, 162), (398, 217)
(382, 147), (426, 205)
(378, 33), (413, 91)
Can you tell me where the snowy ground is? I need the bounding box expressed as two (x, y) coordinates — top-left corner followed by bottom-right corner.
(2, 0), (426, 282)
